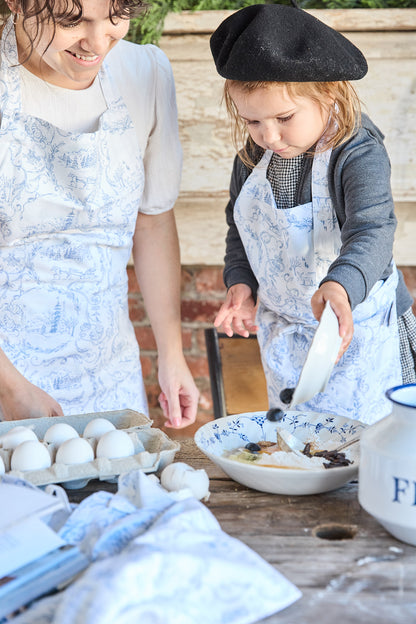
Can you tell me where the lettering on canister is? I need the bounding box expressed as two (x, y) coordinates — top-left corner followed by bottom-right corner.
(392, 477), (416, 505)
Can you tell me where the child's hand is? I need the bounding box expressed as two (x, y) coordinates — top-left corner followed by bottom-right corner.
(311, 281), (354, 363)
(214, 284), (258, 337)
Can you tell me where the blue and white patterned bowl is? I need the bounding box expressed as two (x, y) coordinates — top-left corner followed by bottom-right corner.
(194, 411), (366, 495)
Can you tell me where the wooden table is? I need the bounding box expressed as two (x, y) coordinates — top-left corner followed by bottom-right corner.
(69, 438), (416, 624)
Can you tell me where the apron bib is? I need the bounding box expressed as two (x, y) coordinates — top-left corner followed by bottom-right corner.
(0, 19), (148, 416)
(234, 148), (401, 424)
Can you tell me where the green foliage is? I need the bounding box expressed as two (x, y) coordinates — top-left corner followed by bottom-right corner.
(126, 0), (415, 45)
(320, 0), (414, 7)
(126, 0), (281, 45)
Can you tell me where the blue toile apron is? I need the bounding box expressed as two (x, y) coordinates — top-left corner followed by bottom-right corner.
(233, 146), (401, 424)
(0, 19), (148, 416)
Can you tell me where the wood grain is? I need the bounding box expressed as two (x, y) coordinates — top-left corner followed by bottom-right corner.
(163, 9), (416, 34)
(176, 439), (416, 623)
(219, 336), (269, 415)
(67, 438), (416, 623)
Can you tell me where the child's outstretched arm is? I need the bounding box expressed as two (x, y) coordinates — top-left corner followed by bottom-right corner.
(311, 281), (354, 363)
(214, 284), (259, 338)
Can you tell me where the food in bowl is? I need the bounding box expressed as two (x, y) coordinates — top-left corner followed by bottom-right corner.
(225, 437), (353, 470)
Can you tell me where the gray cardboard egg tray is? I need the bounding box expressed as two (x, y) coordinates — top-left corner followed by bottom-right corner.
(0, 410), (180, 489)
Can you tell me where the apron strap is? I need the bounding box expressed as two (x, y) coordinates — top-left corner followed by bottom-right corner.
(99, 60), (122, 110)
(257, 149), (274, 171)
(311, 146), (341, 283)
(0, 18), (23, 119)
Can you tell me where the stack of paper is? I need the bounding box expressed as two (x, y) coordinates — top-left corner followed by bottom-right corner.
(0, 482), (67, 578)
(0, 545), (89, 620)
(0, 480), (89, 619)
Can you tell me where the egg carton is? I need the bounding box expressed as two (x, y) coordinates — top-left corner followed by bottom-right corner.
(0, 409), (180, 489)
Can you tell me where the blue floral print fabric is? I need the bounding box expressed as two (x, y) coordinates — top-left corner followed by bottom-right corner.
(10, 470), (301, 624)
(0, 20), (148, 416)
(234, 148), (401, 424)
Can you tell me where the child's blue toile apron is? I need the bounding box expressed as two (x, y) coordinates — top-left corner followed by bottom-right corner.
(234, 147), (401, 424)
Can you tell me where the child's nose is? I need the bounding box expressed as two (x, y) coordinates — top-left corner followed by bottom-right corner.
(263, 124), (282, 147)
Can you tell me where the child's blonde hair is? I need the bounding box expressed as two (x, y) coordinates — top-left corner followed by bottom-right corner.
(224, 80), (362, 169)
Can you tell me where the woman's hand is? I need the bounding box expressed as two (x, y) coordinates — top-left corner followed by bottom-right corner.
(0, 356), (64, 420)
(311, 281), (354, 362)
(214, 284), (258, 337)
(157, 355), (200, 429)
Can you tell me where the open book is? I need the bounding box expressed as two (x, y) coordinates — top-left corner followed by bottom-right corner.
(0, 479), (89, 618)
(0, 544), (89, 620)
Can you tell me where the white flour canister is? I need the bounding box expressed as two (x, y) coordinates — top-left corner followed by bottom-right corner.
(358, 383), (416, 546)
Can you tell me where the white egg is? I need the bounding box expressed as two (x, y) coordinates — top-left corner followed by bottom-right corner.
(96, 429), (135, 460)
(1, 426), (38, 450)
(44, 423), (79, 446)
(160, 462), (210, 501)
(55, 438), (94, 465)
(0, 455), (5, 475)
(11, 440), (52, 472)
(83, 418), (116, 440)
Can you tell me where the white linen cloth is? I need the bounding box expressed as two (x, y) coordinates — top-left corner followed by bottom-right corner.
(11, 470), (301, 624)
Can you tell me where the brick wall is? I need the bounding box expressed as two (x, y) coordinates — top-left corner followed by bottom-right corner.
(128, 265), (416, 437)
(127, 265), (226, 436)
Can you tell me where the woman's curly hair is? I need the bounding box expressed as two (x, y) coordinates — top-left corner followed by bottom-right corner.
(0, 0), (147, 59)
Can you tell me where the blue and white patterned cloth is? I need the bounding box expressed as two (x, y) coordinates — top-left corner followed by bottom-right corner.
(0, 19), (148, 417)
(11, 470), (301, 624)
(234, 146), (401, 424)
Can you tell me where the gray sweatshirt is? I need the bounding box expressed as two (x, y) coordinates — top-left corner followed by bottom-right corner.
(223, 114), (413, 316)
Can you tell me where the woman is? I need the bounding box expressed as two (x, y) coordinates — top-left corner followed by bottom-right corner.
(0, 0), (199, 427)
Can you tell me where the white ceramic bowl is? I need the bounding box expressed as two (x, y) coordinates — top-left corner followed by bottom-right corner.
(194, 411), (366, 496)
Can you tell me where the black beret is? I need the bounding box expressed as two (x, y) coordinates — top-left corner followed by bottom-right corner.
(210, 3), (368, 82)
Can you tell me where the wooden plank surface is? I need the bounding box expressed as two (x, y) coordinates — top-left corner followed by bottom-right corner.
(174, 196), (416, 268)
(67, 438), (416, 624)
(219, 336), (269, 415)
(163, 9), (416, 34)
(175, 440), (416, 624)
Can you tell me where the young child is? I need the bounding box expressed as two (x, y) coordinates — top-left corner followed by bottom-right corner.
(210, 2), (416, 424)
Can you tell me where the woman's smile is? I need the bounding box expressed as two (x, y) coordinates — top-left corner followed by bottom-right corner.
(65, 50), (101, 65)
(14, 0), (129, 90)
